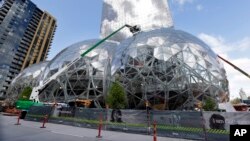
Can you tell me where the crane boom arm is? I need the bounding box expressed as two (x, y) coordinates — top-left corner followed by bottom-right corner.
(218, 55), (250, 79)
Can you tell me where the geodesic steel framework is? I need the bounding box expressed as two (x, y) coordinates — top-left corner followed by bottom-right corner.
(37, 39), (118, 108)
(7, 28), (229, 110)
(112, 28), (229, 110)
(7, 61), (48, 102)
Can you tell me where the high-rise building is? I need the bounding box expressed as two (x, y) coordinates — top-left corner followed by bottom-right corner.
(21, 11), (56, 70)
(0, 0), (56, 97)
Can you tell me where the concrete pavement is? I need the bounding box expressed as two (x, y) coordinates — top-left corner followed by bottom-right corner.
(0, 113), (195, 141)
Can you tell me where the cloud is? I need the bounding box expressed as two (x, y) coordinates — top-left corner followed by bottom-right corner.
(173, 0), (194, 5)
(198, 33), (250, 55)
(196, 4), (203, 11)
(198, 33), (233, 55)
(198, 33), (250, 99)
(173, 0), (204, 12)
(235, 37), (250, 51)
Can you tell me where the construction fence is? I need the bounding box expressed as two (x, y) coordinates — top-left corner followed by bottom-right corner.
(25, 106), (250, 141)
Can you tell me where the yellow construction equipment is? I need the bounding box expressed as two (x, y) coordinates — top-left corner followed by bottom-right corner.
(75, 99), (92, 107)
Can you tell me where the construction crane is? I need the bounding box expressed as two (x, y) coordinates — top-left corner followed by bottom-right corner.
(29, 24), (141, 102)
(218, 55), (250, 79)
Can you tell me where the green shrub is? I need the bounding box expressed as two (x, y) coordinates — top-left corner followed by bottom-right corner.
(19, 86), (32, 100)
(106, 81), (127, 109)
(203, 97), (217, 111)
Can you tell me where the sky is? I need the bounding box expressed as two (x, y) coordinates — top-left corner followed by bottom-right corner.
(32, 0), (250, 99)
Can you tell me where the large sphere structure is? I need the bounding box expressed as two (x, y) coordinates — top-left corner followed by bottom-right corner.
(38, 39), (118, 107)
(7, 61), (48, 102)
(112, 28), (229, 110)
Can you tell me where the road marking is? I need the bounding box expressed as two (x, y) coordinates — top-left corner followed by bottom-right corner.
(51, 131), (84, 138)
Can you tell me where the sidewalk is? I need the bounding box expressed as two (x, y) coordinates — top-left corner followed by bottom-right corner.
(1, 114), (194, 141)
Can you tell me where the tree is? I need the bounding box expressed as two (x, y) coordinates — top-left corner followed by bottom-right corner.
(19, 86), (32, 100)
(230, 97), (241, 104)
(106, 81), (127, 109)
(203, 97), (217, 111)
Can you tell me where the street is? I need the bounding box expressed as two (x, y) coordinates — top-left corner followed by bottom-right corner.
(0, 114), (95, 141)
(0, 114), (194, 141)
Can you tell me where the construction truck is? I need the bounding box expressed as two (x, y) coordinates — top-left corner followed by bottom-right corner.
(15, 100), (44, 118)
(0, 98), (44, 118)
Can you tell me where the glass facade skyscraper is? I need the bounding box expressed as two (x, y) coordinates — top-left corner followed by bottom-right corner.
(100, 0), (174, 42)
(0, 0), (56, 97)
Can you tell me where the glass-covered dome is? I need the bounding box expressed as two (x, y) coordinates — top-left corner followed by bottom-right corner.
(112, 28), (229, 110)
(7, 61), (48, 101)
(38, 39), (118, 107)
(31, 28), (229, 110)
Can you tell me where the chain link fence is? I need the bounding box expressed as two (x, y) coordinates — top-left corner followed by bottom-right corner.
(48, 107), (106, 128)
(25, 106), (250, 141)
(25, 106), (53, 121)
(151, 110), (205, 140)
(106, 109), (148, 134)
